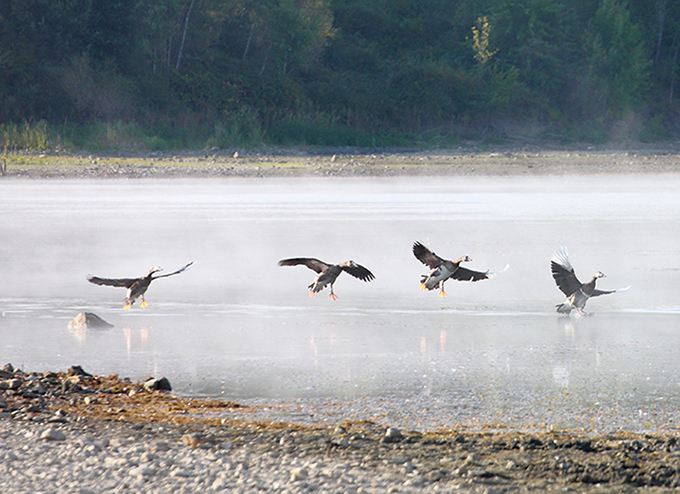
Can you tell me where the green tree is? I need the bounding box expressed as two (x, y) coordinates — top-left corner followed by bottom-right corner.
(484, 0), (583, 122)
(0, 0), (136, 122)
(583, 0), (651, 120)
(625, 0), (680, 138)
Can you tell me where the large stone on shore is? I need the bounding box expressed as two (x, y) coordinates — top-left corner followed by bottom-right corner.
(40, 428), (66, 441)
(67, 365), (92, 378)
(382, 427), (403, 443)
(1, 363), (14, 378)
(68, 312), (114, 330)
(0, 378), (22, 390)
(143, 377), (172, 391)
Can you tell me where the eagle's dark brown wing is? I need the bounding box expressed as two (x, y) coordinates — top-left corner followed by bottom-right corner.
(87, 275), (140, 288)
(451, 266), (490, 282)
(278, 258), (332, 274)
(151, 261), (194, 280)
(339, 262), (375, 282)
(551, 248), (582, 297)
(413, 241), (445, 269)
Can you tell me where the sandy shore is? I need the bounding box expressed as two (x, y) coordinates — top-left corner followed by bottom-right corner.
(1, 148), (679, 178)
(3, 365), (680, 492)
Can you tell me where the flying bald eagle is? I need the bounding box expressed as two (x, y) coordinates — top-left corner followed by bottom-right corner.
(413, 241), (505, 298)
(87, 262), (194, 309)
(551, 248), (629, 315)
(278, 257), (374, 300)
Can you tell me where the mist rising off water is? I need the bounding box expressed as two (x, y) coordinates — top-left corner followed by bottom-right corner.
(1, 175), (679, 428)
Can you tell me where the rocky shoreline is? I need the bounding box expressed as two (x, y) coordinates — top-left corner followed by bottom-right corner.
(1, 148), (679, 178)
(3, 364), (680, 492)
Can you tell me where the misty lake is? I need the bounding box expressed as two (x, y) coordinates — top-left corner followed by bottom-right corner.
(1, 174), (680, 431)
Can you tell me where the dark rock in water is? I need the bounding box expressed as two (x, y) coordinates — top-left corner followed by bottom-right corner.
(67, 365), (93, 378)
(144, 377), (172, 391)
(2, 363), (14, 373)
(68, 312), (114, 330)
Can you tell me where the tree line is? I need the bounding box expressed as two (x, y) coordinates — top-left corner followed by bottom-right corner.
(1, 0), (679, 149)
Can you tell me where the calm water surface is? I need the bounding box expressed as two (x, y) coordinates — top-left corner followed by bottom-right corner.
(1, 175), (679, 431)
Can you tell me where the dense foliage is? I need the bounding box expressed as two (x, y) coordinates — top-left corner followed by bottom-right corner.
(1, 0), (679, 148)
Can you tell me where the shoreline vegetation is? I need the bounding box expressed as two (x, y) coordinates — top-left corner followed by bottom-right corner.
(3, 364), (680, 491)
(1, 147), (680, 178)
(4, 1), (680, 150)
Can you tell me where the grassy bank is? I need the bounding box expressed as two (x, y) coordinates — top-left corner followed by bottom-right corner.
(1, 119), (417, 153)
(6, 118), (676, 156)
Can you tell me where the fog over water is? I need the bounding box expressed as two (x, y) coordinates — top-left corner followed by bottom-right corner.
(1, 174), (679, 430)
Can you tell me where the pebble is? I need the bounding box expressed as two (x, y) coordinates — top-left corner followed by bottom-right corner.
(130, 466), (155, 478)
(290, 466), (308, 482)
(212, 477), (228, 489)
(182, 432), (215, 449)
(151, 441), (170, 452)
(170, 469), (194, 477)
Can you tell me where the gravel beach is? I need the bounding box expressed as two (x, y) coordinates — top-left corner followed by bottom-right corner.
(4, 362), (680, 493)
